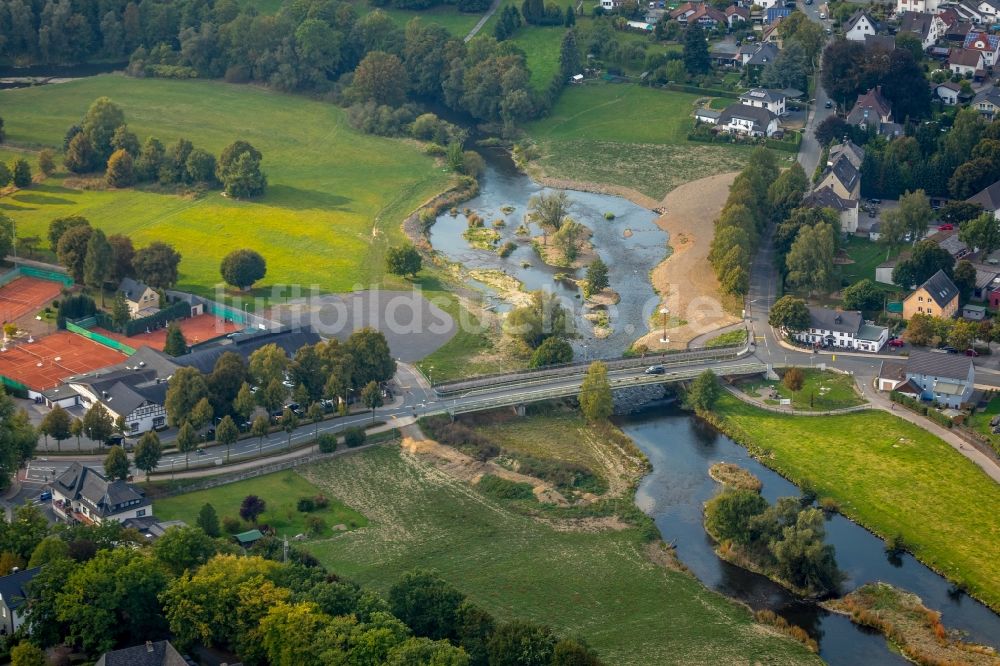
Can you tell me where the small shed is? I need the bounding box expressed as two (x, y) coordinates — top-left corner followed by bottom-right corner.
(963, 304), (987, 320)
(234, 529), (264, 548)
(695, 108), (722, 124)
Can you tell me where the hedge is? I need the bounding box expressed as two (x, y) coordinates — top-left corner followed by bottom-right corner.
(123, 300), (191, 337)
(665, 83), (739, 98)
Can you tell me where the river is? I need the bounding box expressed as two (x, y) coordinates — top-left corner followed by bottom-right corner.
(624, 405), (1000, 665)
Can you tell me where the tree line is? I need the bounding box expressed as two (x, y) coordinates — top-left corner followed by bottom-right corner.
(0, 502), (604, 665)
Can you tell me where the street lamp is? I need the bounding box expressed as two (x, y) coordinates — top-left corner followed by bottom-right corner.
(428, 365), (434, 387)
(659, 307), (670, 344)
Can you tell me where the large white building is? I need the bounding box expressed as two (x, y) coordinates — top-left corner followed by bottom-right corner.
(793, 307), (888, 352)
(738, 88), (787, 115)
(51, 463), (152, 525)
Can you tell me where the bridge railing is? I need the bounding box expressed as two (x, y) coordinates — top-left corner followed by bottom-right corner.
(433, 343), (749, 396)
(437, 362), (766, 416)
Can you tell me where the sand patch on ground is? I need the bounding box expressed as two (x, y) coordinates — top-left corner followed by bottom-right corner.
(633, 172), (742, 350)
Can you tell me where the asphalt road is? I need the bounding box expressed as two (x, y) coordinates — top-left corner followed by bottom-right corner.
(796, 0), (836, 178)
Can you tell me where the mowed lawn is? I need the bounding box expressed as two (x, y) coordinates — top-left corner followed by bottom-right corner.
(0, 75), (449, 297)
(155, 470), (368, 539)
(714, 393), (1000, 611)
(525, 83), (753, 199)
(299, 444), (818, 665)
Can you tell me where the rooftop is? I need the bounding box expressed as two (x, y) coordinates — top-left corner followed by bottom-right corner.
(915, 269), (959, 307)
(905, 349), (974, 381)
(0, 567), (41, 612)
(807, 307), (862, 335)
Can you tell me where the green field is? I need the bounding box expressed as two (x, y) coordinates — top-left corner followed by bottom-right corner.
(0, 75), (449, 299)
(380, 4), (484, 35)
(713, 394), (1000, 611)
(738, 369), (865, 411)
(839, 236), (900, 291)
(524, 83), (753, 199)
(705, 328), (747, 348)
(155, 470), (368, 538)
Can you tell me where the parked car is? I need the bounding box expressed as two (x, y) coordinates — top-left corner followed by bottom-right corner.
(38, 491), (52, 502)
(888, 338), (905, 348)
(824, 100), (833, 108)
(819, 11), (826, 18)
(939, 223), (954, 231)
(645, 365), (666, 375)
(942, 346), (959, 354)
(966, 348), (980, 357)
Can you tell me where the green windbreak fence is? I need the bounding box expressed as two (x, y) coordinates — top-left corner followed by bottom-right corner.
(0, 374), (30, 397)
(0, 268), (19, 287)
(18, 265), (73, 286)
(207, 301), (249, 325)
(65, 321), (136, 356)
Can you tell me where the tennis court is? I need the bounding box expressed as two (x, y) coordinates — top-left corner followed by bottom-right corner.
(0, 277), (62, 324)
(92, 314), (242, 352)
(0, 331), (127, 391)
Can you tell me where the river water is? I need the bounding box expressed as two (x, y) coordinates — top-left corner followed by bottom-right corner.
(623, 405), (1000, 665)
(427, 152), (666, 359)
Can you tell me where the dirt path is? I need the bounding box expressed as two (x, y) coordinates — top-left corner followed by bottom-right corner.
(632, 172), (742, 350)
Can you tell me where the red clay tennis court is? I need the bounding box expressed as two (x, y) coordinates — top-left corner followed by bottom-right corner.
(0, 331), (127, 391)
(0, 277), (63, 324)
(92, 314), (242, 351)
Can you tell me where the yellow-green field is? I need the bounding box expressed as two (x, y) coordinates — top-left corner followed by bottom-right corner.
(0, 75), (449, 297)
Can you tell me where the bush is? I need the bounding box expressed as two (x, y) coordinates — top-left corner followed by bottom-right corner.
(420, 416), (500, 461)
(343, 427), (366, 448)
(304, 515), (327, 536)
(317, 433), (338, 453)
(313, 494), (329, 509)
(297, 497), (316, 513)
(498, 241), (516, 258)
(222, 516), (242, 534)
(477, 474), (536, 501)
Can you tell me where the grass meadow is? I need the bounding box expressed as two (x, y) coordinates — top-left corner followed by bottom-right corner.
(738, 368), (865, 411)
(714, 393), (1000, 611)
(0, 75), (450, 299)
(154, 470), (368, 539)
(295, 417), (820, 665)
(524, 83), (754, 199)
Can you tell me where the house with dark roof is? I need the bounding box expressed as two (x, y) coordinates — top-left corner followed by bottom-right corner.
(118, 277), (159, 319)
(716, 103), (779, 137)
(815, 154), (861, 201)
(847, 86), (893, 130)
(955, 0), (988, 23)
(51, 462), (152, 525)
(741, 42), (780, 81)
(901, 350), (975, 408)
(944, 18), (976, 44)
(726, 5), (749, 27)
(972, 87), (1000, 120)
(933, 80), (964, 105)
(793, 307), (888, 352)
(845, 10), (879, 41)
(902, 270), (960, 319)
(739, 88), (786, 115)
(963, 30), (1000, 65)
(802, 185), (860, 233)
(898, 11), (946, 49)
(967, 178), (1000, 218)
(95, 640), (189, 666)
(949, 47), (985, 76)
(828, 140), (865, 170)
(0, 567), (40, 636)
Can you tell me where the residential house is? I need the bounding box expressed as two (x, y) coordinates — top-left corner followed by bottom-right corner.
(689, 4), (727, 26)
(965, 262), (1000, 301)
(955, 0), (987, 24)
(94, 640), (188, 666)
(949, 46), (985, 75)
(877, 360), (912, 392)
(741, 42), (780, 79)
(51, 462), (152, 525)
(902, 269), (960, 319)
(695, 107), (722, 124)
(765, 7), (792, 24)
(933, 80), (964, 104)
(971, 87), (1000, 120)
(793, 307), (889, 352)
(739, 88), (787, 115)
(895, 0), (943, 13)
(943, 17), (976, 44)
(963, 31), (1000, 66)
(0, 568), (40, 636)
(816, 155), (861, 201)
(600, 0), (624, 10)
(900, 350), (975, 408)
(118, 277), (159, 319)
(670, 2), (699, 22)
(967, 178), (1000, 218)
(845, 10), (879, 41)
(716, 103), (780, 137)
(899, 11), (946, 49)
(846, 86), (894, 131)
(726, 5), (749, 27)
(803, 185), (860, 233)
(827, 139), (865, 169)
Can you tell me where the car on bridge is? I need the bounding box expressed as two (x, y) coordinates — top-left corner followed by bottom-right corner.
(644, 365), (666, 375)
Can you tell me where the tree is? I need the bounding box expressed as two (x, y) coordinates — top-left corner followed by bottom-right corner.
(770, 508), (840, 594)
(949, 318), (979, 351)
(821, 39), (866, 108)
(197, 503), (221, 538)
(503, 291), (570, 348)
(251, 414), (270, 453)
(559, 29), (580, 81)
(528, 190), (569, 237)
(249, 344), (290, 389)
(48, 215), (91, 250)
(815, 116), (852, 146)
(584, 258), (609, 297)
(783, 367), (804, 392)
(12, 159), (31, 188)
(64, 132), (96, 173)
(56, 224), (93, 283)
(885, 190), (934, 246)
(761, 40), (808, 91)
(111, 124), (140, 156)
(579, 361), (612, 422)
(154, 526), (217, 575)
(0, 215), (11, 261)
(682, 24), (710, 75)
(389, 569), (465, 641)
(529, 337), (573, 368)
(39, 405), (71, 452)
(105, 148), (135, 187)
(940, 201), (983, 225)
(904, 313), (944, 347)
(82, 97), (126, 161)
(786, 222), (837, 296)
(165, 367), (209, 429)
(768, 295), (810, 332)
(70, 418), (83, 451)
(685, 369), (720, 411)
(882, 49), (931, 120)
(361, 381), (383, 425)
(353, 51), (408, 106)
(133, 241), (182, 289)
(705, 489), (769, 545)
(767, 163), (808, 224)
(28, 535), (70, 568)
(84, 228), (112, 304)
(346, 328), (397, 387)
(176, 422), (199, 470)
(103, 445), (130, 481)
(82, 404), (113, 444)
(386, 245), (422, 278)
(136, 137), (165, 181)
(280, 407), (299, 448)
(240, 494), (267, 524)
(133, 431), (162, 481)
(892, 240), (954, 289)
(216, 415), (239, 463)
(190, 397), (214, 434)
(960, 212), (1000, 256)
(220, 151), (267, 199)
(842, 278), (882, 311)
(185, 148), (216, 184)
(111, 290), (131, 331)
(0, 162), (9, 187)
(10, 641), (46, 666)
(220, 249), (267, 290)
(487, 620), (556, 666)
(234, 382), (256, 422)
